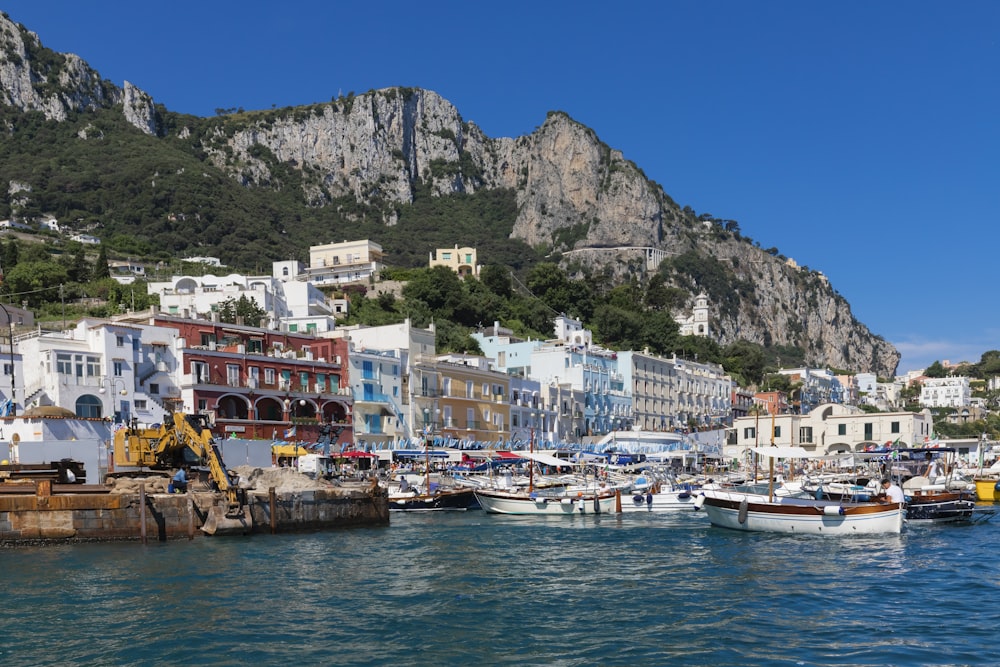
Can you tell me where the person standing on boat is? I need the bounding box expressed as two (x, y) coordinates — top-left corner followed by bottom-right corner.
(923, 452), (941, 480)
(881, 478), (904, 504)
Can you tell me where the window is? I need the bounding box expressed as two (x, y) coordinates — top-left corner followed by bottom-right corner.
(799, 426), (813, 444)
(200, 333), (216, 346)
(891, 421), (900, 434)
(743, 427), (756, 440)
(773, 425), (781, 438)
(57, 353), (72, 375)
(116, 335), (125, 348)
(86, 356), (100, 377)
(192, 361), (209, 384)
(227, 365), (240, 386)
(135, 400), (147, 410)
(299, 372), (309, 389)
(149, 384), (159, 396)
(113, 360), (124, 377)
(289, 324), (298, 332)
(864, 423), (873, 441)
(264, 368), (276, 385)
(838, 424), (847, 436)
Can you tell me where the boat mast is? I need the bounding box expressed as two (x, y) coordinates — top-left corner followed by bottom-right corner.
(767, 409), (776, 502)
(528, 414), (535, 494)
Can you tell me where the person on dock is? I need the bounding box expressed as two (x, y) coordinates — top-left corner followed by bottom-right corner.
(172, 466), (189, 493)
(881, 478), (904, 504)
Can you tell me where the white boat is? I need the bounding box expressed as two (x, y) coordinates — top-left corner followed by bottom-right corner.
(475, 487), (617, 515)
(474, 447), (617, 515)
(695, 488), (904, 534)
(618, 485), (700, 512)
(695, 446), (905, 534)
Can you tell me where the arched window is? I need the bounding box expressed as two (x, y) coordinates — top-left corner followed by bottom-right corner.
(76, 394), (103, 419)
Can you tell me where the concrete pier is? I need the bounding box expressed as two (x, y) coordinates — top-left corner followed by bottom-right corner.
(0, 480), (389, 543)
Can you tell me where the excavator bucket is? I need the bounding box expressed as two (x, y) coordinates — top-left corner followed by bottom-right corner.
(201, 505), (253, 536)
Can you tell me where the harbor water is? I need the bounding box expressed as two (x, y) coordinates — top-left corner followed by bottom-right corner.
(2, 509), (998, 666)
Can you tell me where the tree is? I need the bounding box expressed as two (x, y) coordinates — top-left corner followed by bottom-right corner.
(402, 266), (465, 321)
(3, 261), (69, 306)
(217, 295), (267, 326)
(924, 361), (947, 378)
(480, 264), (512, 299)
(92, 245), (110, 280)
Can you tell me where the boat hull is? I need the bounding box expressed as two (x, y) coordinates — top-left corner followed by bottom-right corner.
(476, 489), (617, 515)
(618, 489), (699, 512)
(905, 490), (976, 523)
(974, 478), (1000, 502)
(698, 491), (904, 534)
(389, 488), (479, 511)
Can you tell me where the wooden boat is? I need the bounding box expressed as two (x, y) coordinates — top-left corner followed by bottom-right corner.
(475, 486), (617, 515)
(904, 488), (976, 523)
(388, 485), (479, 511)
(696, 446), (904, 534)
(475, 438), (616, 515)
(696, 488), (904, 534)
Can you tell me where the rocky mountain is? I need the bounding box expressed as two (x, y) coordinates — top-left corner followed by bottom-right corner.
(0, 12), (899, 376)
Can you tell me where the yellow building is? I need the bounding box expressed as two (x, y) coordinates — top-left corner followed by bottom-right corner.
(305, 240), (384, 286)
(429, 245), (479, 278)
(413, 353), (509, 446)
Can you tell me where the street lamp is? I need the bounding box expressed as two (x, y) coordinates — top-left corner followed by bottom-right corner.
(99, 377), (128, 422)
(0, 302), (15, 416)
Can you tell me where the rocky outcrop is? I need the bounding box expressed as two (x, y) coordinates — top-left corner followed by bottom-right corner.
(0, 13), (157, 134)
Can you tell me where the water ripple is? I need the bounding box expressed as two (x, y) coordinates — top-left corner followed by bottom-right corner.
(1, 512), (998, 666)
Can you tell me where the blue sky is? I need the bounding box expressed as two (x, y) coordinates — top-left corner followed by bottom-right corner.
(4, 1), (998, 374)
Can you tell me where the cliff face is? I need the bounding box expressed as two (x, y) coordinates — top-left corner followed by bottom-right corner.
(0, 14), (156, 134)
(0, 14), (899, 376)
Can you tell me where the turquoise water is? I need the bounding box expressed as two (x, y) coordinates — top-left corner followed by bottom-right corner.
(2, 510), (998, 666)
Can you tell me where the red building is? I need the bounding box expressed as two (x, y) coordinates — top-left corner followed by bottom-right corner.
(151, 315), (352, 443)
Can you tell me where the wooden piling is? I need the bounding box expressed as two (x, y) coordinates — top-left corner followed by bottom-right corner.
(188, 495), (195, 539)
(139, 483), (147, 544)
(269, 487), (277, 534)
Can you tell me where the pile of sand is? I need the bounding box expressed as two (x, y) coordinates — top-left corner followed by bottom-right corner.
(233, 465), (337, 492)
(106, 474), (172, 494)
(106, 466), (374, 495)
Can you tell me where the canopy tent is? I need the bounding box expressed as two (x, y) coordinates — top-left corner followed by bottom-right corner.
(750, 446), (815, 459)
(271, 444), (311, 458)
(335, 450), (376, 458)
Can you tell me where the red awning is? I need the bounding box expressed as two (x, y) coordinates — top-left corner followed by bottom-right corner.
(336, 450), (376, 458)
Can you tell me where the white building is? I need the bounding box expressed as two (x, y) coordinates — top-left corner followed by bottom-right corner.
(147, 262), (334, 332)
(618, 351), (732, 432)
(728, 403), (935, 456)
(919, 376), (971, 408)
(675, 292), (710, 338)
(16, 318), (182, 426)
(329, 319), (437, 439)
(347, 346), (405, 448)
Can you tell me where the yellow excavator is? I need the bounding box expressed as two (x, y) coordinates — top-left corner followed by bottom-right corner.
(111, 412), (252, 535)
